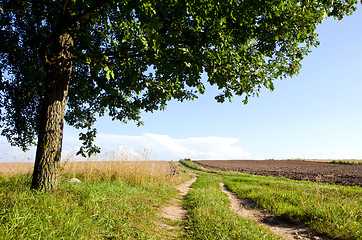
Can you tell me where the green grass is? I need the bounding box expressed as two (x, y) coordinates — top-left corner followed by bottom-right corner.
(182, 160), (362, 240)
(179, 159), (218, 173)
(222, 173), (362, 240)
(179, 159), (204, 171)
(3, 160), (361, 240)
(183, 173), (282, 240)
(0, 173), (178, 240)
(330, 160), (362, 165)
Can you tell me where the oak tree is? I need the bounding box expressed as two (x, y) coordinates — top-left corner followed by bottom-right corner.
(0, 0), (357, 191)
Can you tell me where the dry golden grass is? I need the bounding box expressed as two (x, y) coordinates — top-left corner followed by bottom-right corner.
(0, 148), (180, 185)
(0, 160), (178, 184)
(59, 148), (179, 184)
(0, 162), (34, 175)
(61, 160), (177, 184)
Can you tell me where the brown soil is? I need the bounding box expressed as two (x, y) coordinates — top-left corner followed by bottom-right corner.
(195, 160), (362, 187)
(160, 174), (197, 221)
(158, 174), (197, 239)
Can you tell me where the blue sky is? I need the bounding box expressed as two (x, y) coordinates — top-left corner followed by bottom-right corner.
(1, 6), (362, 162)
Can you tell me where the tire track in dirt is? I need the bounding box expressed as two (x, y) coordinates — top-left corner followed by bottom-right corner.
(161, 175), (197, 221)
(219, 182), (328, 240)
(158, 174), (197, 238)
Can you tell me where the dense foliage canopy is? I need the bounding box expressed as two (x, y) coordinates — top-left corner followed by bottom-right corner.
(0, 0), (357, 157)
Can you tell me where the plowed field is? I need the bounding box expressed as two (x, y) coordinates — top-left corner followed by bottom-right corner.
(195, 160), (362, 187)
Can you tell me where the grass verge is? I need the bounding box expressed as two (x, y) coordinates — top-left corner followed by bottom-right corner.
(330, 160), (362, 165)
(0, 162), (180, 240)
(182, 160), (362, 240)
(183, 173), (282, 240)
(223, 173), (362, 240)
(179, 159), (218, 173)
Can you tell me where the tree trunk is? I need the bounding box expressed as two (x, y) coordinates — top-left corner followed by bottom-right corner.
(31, 32), (73, 191)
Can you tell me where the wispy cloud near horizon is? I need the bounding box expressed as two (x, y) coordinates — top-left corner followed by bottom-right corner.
(1, 132), (362, 162)
(0, 133), (251, 162)
(91, 133), (252, 161)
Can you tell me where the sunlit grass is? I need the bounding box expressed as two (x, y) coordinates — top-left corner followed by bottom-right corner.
(4, 155), (359, 239)
(223, 173), (362, 240)
(179, 159), (218, 173)
(61, 148), (177, 184)
(183, 160), (362, 240)
(184, 173), (282, 240)
(0, 150), (182, 240)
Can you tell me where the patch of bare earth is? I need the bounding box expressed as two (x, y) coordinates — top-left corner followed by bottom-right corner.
(196, 160), (362, 187)
(220, 182), (328, 240)
(158, 174), (197, 239)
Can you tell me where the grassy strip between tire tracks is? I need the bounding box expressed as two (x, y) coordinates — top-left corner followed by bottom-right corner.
(181, 160), (362, 240)
(183, 173), (282, 240)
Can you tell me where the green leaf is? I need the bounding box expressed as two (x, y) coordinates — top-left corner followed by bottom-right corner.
(1, 0), (357, 159)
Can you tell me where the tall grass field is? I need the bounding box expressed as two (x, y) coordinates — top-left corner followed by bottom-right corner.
(1, 158), (361, 239)
(0, 157), (182, 240)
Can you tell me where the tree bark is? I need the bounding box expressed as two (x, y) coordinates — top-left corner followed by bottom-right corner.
(31, 32), (73, 191)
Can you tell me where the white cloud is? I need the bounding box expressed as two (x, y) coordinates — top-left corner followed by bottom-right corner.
(0, 133), (251, 162)
(90, 133), (251, 160)
(176, 136), (249, 159)
(3, 133), (362, 162)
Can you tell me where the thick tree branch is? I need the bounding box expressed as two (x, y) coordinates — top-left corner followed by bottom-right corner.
(40, 0), (108, 66)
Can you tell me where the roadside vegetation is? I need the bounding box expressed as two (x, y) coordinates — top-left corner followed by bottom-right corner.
(182, 160), (362, 240)
(223, 173), (362, 240)
(0, 161), (181, 240)
(183, 173), (281, 240)
(2, 159), (361, 239)
(330, 160), (362, 165)
(179, 158), (204, 171)
(179, 158), (218, 173)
